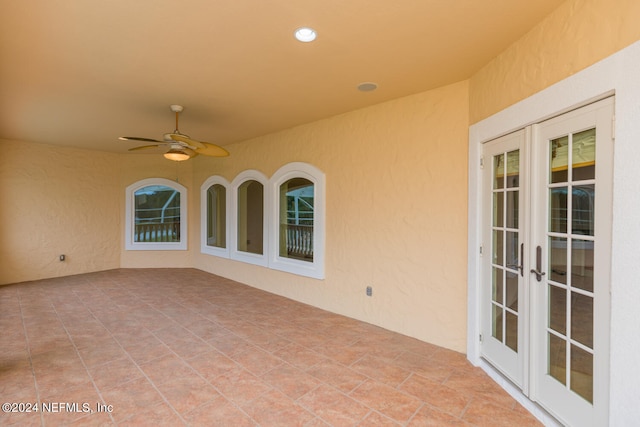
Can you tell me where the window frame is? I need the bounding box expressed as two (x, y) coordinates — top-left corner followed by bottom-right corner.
(125, 178), (187, 251)
(269, 162), (325, 279)
(200, 175), (231, 258)
(230, 170), (269, 266)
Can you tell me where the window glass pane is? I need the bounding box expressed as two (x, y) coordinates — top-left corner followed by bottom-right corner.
(572, 128), (595, 181)
(134, 185), (180, 243)
(237, 180), (263, 254)
(279, 178), (314, 261)
(206, 184), (226, 248)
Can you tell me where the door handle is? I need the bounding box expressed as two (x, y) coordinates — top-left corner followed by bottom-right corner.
(530, 245), (546, 282)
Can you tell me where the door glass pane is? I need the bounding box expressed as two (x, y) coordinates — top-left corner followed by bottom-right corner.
(571, 345), (593, 403)
(549, 187), (568, 233)
(493, 192), (504, 227)
(506, 231), (519, 270)
(571, 292), (593, 348)
(237, 180), (264, 254)
(492, 267), (503, 304)
(572, 128), (596, 181)
(493, 230), (504, 266)
(506, 191), (518, 228)
(550, 136), (569, 183)
(506, 150), (520, 188)
(493, 154), (505, 189)
(506, 312), (518, 352)
(571, 239), (594, 292)
(492, 304), (503, 341)
(548, 285), (567, 335)
(506, 271), (518, 311)
(549, 237), (567, 284)
(549, 333), (567, 385)
(572, 185), (595, 236)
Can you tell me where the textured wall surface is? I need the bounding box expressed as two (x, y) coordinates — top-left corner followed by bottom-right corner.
(193, 81), (470, 352)
(0, 139), (121, 284)
(470, 0), (640, 123)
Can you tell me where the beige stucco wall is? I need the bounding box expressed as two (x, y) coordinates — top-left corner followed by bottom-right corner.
(0, 139), (121, 284)
(193, 81), (470, 351)
(470, 0), (640, 123)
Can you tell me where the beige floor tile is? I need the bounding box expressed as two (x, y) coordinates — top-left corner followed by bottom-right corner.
(241, 389), (315, 427)
(297, 384), (371, 427)
(349, 379), (423, 424)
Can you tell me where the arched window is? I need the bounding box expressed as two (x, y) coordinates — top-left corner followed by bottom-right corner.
(230, 170), (268, 266)
(269, 162), (325, 279)
(125, 178), (187, 250)
(200, 176), (230, 257)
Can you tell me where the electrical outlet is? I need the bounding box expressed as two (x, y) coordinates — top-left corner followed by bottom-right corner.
(366, 286), (372, 296)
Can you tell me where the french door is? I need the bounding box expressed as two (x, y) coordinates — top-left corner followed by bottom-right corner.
(481, 97), (613, 426)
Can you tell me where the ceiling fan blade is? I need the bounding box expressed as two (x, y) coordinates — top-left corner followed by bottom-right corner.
(195, 142), (230, 157)
(119, 136), (163, 143)
(128, 144), (161, 151)
(168, 133), (205, 149)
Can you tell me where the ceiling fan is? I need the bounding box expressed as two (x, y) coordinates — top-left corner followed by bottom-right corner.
(119, 105), (229, 161)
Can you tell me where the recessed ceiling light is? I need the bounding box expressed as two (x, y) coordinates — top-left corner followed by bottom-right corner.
(294, 27), (317, 42)
(357, 82), (378, 92)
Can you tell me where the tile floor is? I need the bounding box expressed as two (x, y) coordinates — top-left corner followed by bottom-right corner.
(0, 269), (541, 426)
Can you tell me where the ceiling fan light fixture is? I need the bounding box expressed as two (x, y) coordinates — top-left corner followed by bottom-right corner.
(294, 27), (317, 42)
(163, 149), (190, 161)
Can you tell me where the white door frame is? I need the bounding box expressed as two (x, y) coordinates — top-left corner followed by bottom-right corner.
(468, 41), (640, 426)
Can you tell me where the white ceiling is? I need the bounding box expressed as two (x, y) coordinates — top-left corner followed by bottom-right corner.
(0, 0), (565, 154)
